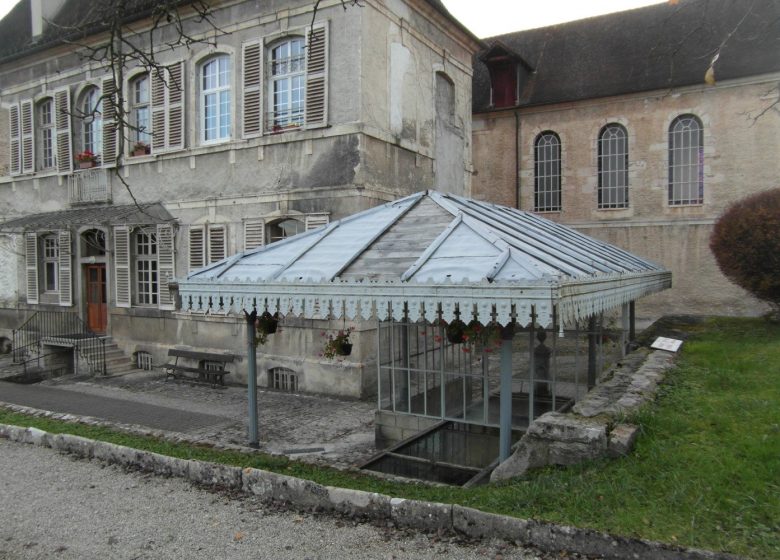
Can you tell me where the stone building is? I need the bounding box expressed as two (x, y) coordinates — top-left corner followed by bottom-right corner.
(470, 0), (780, 321)
(0, 0), (481, 395)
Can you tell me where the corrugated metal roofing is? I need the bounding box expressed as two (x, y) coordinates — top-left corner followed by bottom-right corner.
(180, 191), (670, 327)
(0, 202), (173, 232)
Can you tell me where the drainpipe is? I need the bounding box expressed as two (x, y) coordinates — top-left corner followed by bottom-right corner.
(498, 322), (516, 463)
(515, 110), (521, 209)
(244, 309), (259, 448)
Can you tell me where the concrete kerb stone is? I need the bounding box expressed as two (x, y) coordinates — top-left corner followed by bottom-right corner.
(0, 422), (746, 560)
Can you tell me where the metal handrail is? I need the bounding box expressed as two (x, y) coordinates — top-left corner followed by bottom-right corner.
(12, 311), (106, 376)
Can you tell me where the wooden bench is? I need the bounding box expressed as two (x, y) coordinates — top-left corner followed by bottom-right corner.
(163, 349), (236, 388)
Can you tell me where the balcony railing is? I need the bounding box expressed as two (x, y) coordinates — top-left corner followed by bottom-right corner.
(69, 167), (112, 204)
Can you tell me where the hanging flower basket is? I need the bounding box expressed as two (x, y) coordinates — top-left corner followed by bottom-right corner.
(322, 328), (353, 359)
(445, 319), (467, 344)
(254, 312), (279, 346)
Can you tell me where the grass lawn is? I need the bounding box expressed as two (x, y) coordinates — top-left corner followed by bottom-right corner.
(1, 317), (778, 558)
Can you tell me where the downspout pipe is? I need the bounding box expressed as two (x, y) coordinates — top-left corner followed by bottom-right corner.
(515, 110), (521, 209)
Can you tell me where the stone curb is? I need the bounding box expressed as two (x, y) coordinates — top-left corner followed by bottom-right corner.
(0, 423), (742, 560)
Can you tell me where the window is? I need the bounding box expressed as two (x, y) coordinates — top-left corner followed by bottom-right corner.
(134, 230), (158, 305)
(42, 235), (58, 292)
(201, 55), (231, 142)
(668, 114), (703, 205)
(78, 87), (102, 158)
(270, 37), (305, 129)
(534, 132), (561, 212)
(188, 224), (227, 271)
(268, 218), (303, 243)
(136, 351), (153, 370)
(129, 74), (151, 146)
(488, 60), (517, 108)
(37, 98), (56, 170)
(269, 367), (299, 392)
(598, 124), (629, 209)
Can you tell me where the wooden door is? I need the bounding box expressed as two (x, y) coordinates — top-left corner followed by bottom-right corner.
(86, 264), (107, 333)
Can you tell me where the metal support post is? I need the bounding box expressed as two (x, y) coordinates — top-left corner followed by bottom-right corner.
(498, 323), (515, 463)
(244, 309), (259, 448)
(587, 315), (597, 389)
(629, 301), (636, 342)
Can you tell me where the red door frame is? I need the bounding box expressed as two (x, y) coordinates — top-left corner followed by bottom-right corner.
(85, 263), (107, 333)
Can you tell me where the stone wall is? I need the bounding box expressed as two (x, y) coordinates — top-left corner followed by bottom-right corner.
(491, 349), (675, 482)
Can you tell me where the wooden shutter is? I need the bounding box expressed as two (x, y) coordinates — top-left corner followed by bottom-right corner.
(20, 100), (34, 173)
(305, 213), (330, 231)
(167, 62), (184, 150)
(244, 219), (265, 251)
(151, 62), (185, 153)
(54, 87), (72, 174)
(156, 223), (176, 310)
(9, 104), (20, 175)
(208, 225), (226, 264)
(242, 40), (263, 138)
(188, 225), (205, 271)
(113, 226), (131, 308)
(58, 230), (72, 306)
(305, 22), (328, 128)
(101, 76), (118, 167)
(25, 233), (38, 305)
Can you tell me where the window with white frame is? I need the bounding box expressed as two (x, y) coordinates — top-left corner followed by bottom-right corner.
(269, 367), (299, 392)
(201, 55), (231, 143)
(134, 230), (158, 305)
(129, 74), (151, 148)
(270, 37), (305, 129)
(78, 86), (102, 159)
(598, 123), (629, 209)
(37, 98), (56, 170)
(668, 114), (703, 205)
(42, 235), (59, 292)
(534, 131), (561, 212)
(268, 218), (303, 243)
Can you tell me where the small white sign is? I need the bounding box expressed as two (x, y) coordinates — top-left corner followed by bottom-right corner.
(651, 336), (683, 352)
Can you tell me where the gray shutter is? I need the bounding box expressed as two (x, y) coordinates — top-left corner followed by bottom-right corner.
(242, 40), (263, 137)
(157, 223), (176, 310)
(150, 68), (166, 153)
(305, 213), (330, 231)
(208, 225), (226, 264)
(113, 226), (131, 308)
(9, 104), (20, 175)
(54, 87), (72, 174)
(243, 219), (265, 251)
(101, 76), (118, 167)
(25, 233), (38, 305)
(20, 100), (34, 173)
(167, 62), (185, 150)
(58, 230), (72, 306)
(188, 225), (205, 271)
(305, 22), (328, 128)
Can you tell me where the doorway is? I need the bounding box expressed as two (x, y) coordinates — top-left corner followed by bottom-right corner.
(85, 264), (107, 333)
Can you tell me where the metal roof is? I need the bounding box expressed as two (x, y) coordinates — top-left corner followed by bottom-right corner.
(180, 191), (670, 327)
(0, 202), (174, 232)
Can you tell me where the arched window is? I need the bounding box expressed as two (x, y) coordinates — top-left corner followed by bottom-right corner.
(668, 114), (703, 205)
(78, 86), (102, 159)
(270, 37), (305, 129)
(36, 97), (56, 170)
(268, 218), (303, 243)
(201, 55), (231, 142)
(534, 132), (561, 212)
(129, 74), (151, 149)
(598, 124), (629, 209)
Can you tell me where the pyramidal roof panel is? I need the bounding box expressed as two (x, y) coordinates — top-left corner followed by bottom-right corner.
(180, 191), (670, 327)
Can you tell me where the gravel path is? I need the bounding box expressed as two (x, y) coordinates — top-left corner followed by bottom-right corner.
(0, 439), (551, 560)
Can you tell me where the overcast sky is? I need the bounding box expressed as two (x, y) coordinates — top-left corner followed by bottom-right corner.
(0, 0), (665, 37)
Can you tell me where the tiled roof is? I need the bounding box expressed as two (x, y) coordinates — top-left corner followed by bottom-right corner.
(473, 0), (780, 111)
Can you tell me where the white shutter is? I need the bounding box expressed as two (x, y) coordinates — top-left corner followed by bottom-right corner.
(305, 213), (330, 231)
(305, 22), (328, 128)
(244, 219), (265, 251)
(151, 62), (185, 153)
(25, 233), (38, 305)
(101, 76), (118, 167)
(113, 226), (131, 308)
(208, 224), (226, 264)
(188, 225), (205, 271)
(242, 40), (263, 138)
(157, 224), (176, 310)
(167, 62), (185, 150)
(20, 100), (34, 174)
(58, 230), (72, 306)
(54, 87), (72, 174)
(9, 104), (20, 175)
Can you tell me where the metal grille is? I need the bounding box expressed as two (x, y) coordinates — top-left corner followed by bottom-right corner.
(202, 360), (225, 372)
(668, 115), (703, 205)
(68, 168), (111, 204)
(136, 351), (153, 370)
(534, 132), (561, 212)
(598, 124), (629, 208)
(270, 367), (298, 392)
